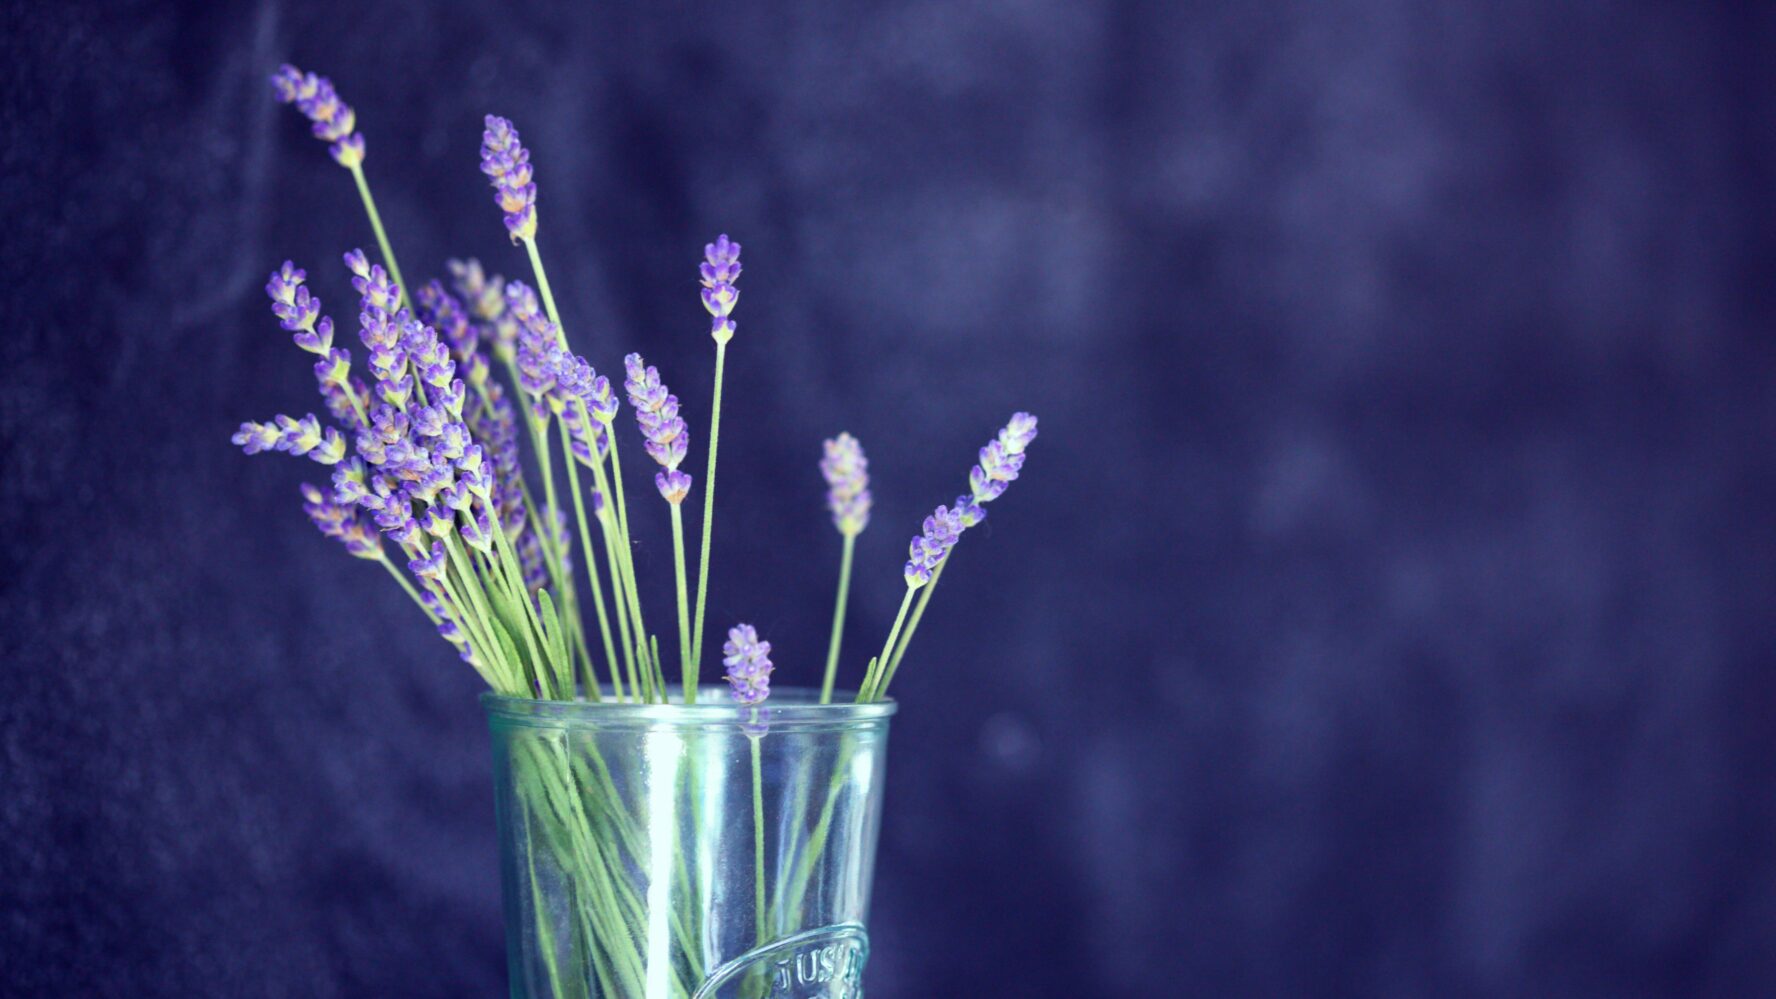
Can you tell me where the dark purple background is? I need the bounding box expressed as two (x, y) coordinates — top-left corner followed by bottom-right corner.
(5, 1), (1776, 995)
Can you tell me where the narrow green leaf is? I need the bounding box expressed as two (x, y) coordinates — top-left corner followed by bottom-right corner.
(488, 615), (537, 698)
(537, 588), (573, 699)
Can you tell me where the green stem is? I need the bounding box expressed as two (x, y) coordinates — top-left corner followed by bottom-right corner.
(600, 515), (637, 702)
(566, 747), (705, 983)
(347, 163), (407, 309)
(781, 740), (856, 930)
(750, 732), (766, 949)
(456, 537), (545, 696)
(877, 558), (946, 701)
(531, 420), (572, 595)
(435, 564), (515, 694)
(559, 418), (624, 701)
(690, 340), (727, 681)
(669, 503), (694, 702)
(772, 764), (810, 933)
(422, 582), (501, 692)
(585, 433), (645, 697)
(650, 635), (668, 706)
(519, 805), (573, 999)
(859, 587), (917, 703)
(523, 742), (651, 995)
(604, 437), (651, 664)
(522, 237), (572, 352)
(339, 379), (371, 429)
(379, 555), (438, 625)
(496, 353), (576, 624)
(488, 527), (569, 699)
(819, 534), (857, 704)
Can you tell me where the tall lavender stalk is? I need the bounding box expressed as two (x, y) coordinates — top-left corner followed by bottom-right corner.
(478, 117), (659, 700)
(271, 65), (408, 308)
(869, 413), (1038, 700)
(625, 353), (697, 700)
(818, 433), (871, 702)
(689, 234), (741, 688)
(480, 115), (567, 351)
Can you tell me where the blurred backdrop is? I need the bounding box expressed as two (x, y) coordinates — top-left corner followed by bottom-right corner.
(5, 1), (1776, 995)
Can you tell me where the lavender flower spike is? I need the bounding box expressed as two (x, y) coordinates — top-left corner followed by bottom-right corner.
(868, 412), (1041, 701)
(623, 353), (692, 503)
(270, 64), (364, 167)
(700, 234), (742, 344)
(447, 258), (518, 363)
(722, 624), (773, 705)
(232, 414), (346, 465)
(480, 116), (537, 242)
(904, 503), (964, 588)
(300, 483), (382, 560)
(821, 433), (872, 536)
(962, 411), (1040, 527)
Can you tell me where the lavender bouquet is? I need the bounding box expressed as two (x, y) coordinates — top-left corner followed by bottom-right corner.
(239, 67), (1037, 998)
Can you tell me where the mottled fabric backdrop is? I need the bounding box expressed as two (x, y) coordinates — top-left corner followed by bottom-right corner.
(4, 1), (1775, 995)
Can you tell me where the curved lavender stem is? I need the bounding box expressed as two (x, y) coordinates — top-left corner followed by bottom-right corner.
(348, 164), (408, 311)
(270, 66), (407, 307)
(875, 413), (1039, 698)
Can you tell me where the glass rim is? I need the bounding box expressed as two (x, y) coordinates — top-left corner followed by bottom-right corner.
(481, 685), (898, 729)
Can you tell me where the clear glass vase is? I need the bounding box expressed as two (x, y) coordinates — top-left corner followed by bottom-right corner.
(484, 687), (896, 999)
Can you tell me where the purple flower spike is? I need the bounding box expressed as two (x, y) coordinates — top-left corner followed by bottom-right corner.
(264, 261), (336, 355)
(416, 280), (494, 390)
(954, 493), (987, 529)
(408, 540), (448, 580)
(820, 433), (872, 536)
(904, 503), (964, 588)
(699, 234), (742, 343)
(459, 501), (498, 554)
(967, 412), (1040, 506)
(656, 468), (692, 504)
(447, 259), (503, 321)
(347, 250), (402, 315)
(245, 411), (343, 464)
(722, 624), (773, 705)
(447, 258), (518, 363)
(506, 279), (570, 419)
(232, 420), (281, 455)
(300, 483), (382, 560)
(400, 315), (456, 391)
(623, 353), (692, 502)
(999, 412), (1039, 453)
(480, 115), (537, 242)
(270, 64), (364, 168)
